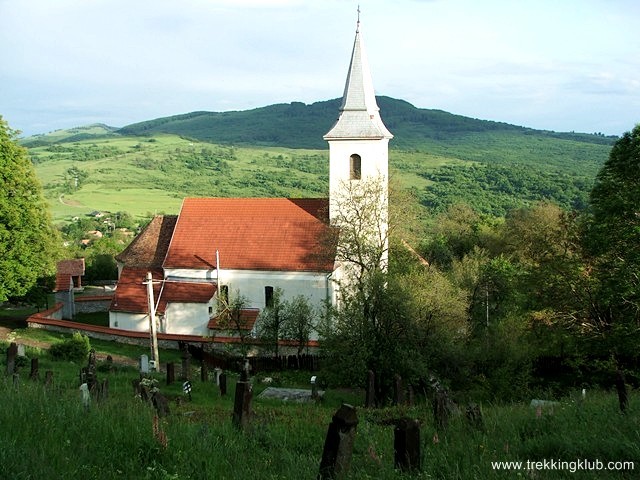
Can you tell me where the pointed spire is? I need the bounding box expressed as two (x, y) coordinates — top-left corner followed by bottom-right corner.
(324, 15), (393, 140)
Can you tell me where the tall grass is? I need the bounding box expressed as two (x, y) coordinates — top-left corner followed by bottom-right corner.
(1, 358), (638, 480)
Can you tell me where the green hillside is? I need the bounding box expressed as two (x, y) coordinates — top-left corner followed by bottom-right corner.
(24, 97), (615, 222)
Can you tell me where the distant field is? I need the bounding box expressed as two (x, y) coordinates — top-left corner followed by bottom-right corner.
(28, 110), (613, 222)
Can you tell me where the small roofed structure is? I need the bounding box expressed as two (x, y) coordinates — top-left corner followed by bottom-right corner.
(54, 258), (85, 319)
(55, 258), (85, 293)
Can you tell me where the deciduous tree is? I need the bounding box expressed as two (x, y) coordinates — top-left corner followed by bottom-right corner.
(0, 117), (60, 301)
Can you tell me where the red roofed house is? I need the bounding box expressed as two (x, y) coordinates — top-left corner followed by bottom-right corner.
(109, 18), (392, 344)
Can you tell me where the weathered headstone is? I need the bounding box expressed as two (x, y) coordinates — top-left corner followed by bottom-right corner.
(616, 369), (628, 413)
(433, 390), (451, 430)
(152, 391), (170, 417)
(99, 378), (109, 402)
(232, 379), (252, 430)
(166, 362), (175, 385)
(80, 383), (90, 411)
(140, 354), (150, 375)
(45, 370), (54, 388)
(394, 418), (421, 472)
(87, 349), (97, 392)
(214, 367), (222, 386)
(393, 374), (404, 406)
(465, 402), (484, 430)
(219, 372), (227, 396)
(318, 403), (359, 480)
(17, 344), (26, 358)
(29, 358), (39, 381)
(200, 362), (208, 382)
(6, 342), (18, 375)
(365, 370), (375, 408)
(181, 350), (191, 380)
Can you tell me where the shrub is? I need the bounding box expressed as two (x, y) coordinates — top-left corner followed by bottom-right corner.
(49, 332), (90, 362)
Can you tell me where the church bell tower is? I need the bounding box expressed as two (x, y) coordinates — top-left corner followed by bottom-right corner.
(324, 16), (393, 269)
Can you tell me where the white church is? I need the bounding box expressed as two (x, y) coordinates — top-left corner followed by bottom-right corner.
(108, 19), (393, 345)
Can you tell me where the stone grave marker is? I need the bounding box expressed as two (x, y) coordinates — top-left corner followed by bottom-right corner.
(318, 403), (358, 480)
(393, 374), (404, 406)
(219, 372), (227, 396)
(17, 344), (26, 358)
(232, 378), (252, 430)
(30, 358), (39, 380)
(214, 367), (222, 386)
(616, 369), (628, 413)
(394, 417), (421, 472)
(45, 370), (54, 388)
(140, 354), (150, 376)
(365, 370), (375, 408)
(166, 362), (175, 385)
(6, 342), (18, 375)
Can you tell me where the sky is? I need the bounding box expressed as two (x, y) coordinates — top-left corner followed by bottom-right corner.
(1, 0), (638, 137)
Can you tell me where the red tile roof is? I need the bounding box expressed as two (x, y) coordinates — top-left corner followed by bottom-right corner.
(163, 198), (335, 272)
(110, 268), (215, 314)
(157, 280), (216, 313)
(110, 267), (162, 313)
(57, 259), (85, 275)
(208, 308), (260, 331)
(54, 259), (85, 292)
(115, 215), (177, 268)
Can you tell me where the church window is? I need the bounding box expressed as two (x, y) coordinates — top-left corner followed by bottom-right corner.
(219, 285), (229, 305)
(350, 154), (362, 180)
(265, 286), (274, 308)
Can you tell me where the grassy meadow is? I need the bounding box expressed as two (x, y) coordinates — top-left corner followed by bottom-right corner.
(1, 330), (639, 479)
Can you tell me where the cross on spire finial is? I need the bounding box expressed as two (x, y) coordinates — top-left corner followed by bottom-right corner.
(356, 5), (361, 32)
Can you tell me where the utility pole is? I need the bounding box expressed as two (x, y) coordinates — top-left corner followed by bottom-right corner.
(145, 272), (160, 370)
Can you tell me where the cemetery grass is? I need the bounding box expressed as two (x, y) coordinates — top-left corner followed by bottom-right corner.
(1, 341), (639, 479)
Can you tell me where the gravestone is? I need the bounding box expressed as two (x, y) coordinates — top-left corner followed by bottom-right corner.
(219, 372), (227, 396)
(318, 404), (358, 479)
(6, 342), (18, 375)
(311, 376), (318, 400)
(17, 344), (26, 358)
(393, 374), (404, 406)
(80, 383), (90, 411)
(615, 369), (628, 413)
(433, 390), (452, 430)
(98, 378), (109, 402)
(30, 358), (39, 381)
(140, 354), (150, 375)
(181, 349), (191, 380)
(86, 349), (97, 392)
(466, 402), (484, 430)
(152, 391), (170, 417)
(365, 370), (375, 408)
(45, 370), (54, 388)
(394, 418), (421, 472)
(166, 362), (175, 385)
(214, 368), (222, 386)
(232, 379), (252, 430)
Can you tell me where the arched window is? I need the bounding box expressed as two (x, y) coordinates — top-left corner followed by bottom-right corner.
(350, 154), (362, 180)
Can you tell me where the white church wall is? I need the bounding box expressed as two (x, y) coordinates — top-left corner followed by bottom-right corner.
(164, 302), (211, 336)
(215, 269), (333, 311)
(109, 311), (148, 332)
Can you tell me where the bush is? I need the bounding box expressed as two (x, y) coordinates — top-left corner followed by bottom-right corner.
(49, 332), (90, 362)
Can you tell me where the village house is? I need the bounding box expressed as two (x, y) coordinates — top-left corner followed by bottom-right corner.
(108, 19), (392, 344)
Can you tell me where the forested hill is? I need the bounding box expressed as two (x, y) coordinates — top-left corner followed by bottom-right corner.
(115, 97), (616, 150)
